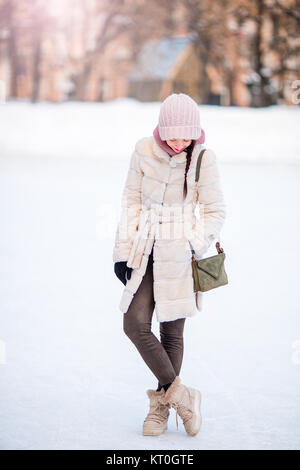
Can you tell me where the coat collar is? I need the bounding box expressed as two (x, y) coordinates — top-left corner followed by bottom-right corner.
(151, 136), (187, 163)
(151, 135), (202, 164)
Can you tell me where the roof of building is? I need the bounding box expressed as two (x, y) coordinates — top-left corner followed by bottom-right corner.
(128, 35), (195, 80)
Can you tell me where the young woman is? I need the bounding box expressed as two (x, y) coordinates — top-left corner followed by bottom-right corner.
(113, 93), (226, 437)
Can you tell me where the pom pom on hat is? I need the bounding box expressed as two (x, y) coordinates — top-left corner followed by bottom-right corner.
(158, 93), (202, 141)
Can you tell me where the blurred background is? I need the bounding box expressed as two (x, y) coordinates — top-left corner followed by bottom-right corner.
(0, 0), (299, 105)
(0, 0), (300, 451)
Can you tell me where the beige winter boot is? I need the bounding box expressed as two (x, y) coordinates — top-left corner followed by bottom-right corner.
(162, 376), (202, 436)
(142, 388), (171, 436)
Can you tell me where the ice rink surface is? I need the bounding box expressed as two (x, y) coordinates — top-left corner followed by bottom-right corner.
(0, 100), (299, 449)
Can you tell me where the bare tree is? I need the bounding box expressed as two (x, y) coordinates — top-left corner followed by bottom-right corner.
(267, 0), (300, 100)
(0, 0), (19, 97)
(167, 0), (232, 104)
(29, 1), (56, 102)
(234, 0), (300, 106)
(71, 0), (178, 101)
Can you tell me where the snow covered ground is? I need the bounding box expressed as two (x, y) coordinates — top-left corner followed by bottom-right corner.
(0, 100), (299, 450)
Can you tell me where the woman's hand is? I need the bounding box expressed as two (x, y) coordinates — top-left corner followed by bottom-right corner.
(114, 262), (133, 285)
(193, 239), (210, 260)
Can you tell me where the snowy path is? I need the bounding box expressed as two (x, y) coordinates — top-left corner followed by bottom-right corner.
(0, 102), (299, 449)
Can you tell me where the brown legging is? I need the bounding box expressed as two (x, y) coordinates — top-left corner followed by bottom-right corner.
(123, 248), (186, 389)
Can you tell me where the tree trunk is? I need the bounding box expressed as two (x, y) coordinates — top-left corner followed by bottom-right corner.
(31, 37), (41, 102)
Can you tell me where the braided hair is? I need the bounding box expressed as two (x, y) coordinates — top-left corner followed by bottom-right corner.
(183, 140), (196, 200)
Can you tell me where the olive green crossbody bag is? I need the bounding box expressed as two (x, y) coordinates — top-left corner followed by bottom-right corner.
(191, 149), (228, 292)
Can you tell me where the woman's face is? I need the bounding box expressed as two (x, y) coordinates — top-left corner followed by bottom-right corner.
(166, 139), (192, 153)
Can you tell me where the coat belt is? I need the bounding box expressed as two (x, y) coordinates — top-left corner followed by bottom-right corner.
(126, 205), (194, 269)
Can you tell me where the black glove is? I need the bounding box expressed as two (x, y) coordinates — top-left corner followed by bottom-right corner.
(114, 261), (133, 285)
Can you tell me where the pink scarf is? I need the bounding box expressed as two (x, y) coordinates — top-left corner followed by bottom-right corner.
(153, 124), (205, 156)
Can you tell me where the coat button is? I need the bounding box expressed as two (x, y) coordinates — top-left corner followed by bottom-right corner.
(169, 159), (176, 168)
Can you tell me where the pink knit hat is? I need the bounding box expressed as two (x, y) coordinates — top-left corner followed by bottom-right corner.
(158, 93), (202, 140)
(153, 124), (205, 156)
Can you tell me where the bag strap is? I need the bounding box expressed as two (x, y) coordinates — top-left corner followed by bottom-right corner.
(194, 148), (225, 255)
(195, 149), (206, 182)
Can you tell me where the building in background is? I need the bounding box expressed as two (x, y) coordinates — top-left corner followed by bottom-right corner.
(0, 0), (298, 106)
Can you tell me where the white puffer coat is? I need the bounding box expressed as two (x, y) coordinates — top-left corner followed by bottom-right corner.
(113, 135), (226, 322)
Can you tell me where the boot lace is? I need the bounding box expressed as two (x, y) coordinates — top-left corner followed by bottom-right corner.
(171, 387), (193, 430)
(145, 399), (169, 425)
